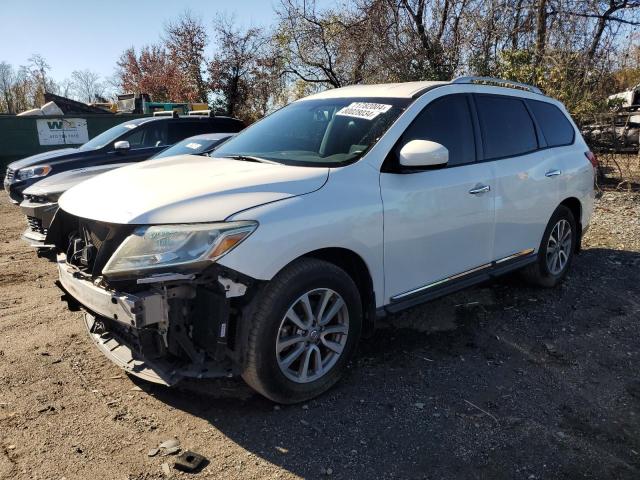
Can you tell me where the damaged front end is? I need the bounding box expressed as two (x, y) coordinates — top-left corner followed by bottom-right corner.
(48, 209), (258, 386)
(20, 193), (59, 248)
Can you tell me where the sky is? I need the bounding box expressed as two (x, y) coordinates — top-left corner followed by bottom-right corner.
(0, 0), (289, 81)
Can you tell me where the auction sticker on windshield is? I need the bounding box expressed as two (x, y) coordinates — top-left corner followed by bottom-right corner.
(185, 143), (202, 150)
(336, 102), (392, 120)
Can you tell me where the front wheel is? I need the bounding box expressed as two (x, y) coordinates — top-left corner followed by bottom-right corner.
(241, 258), (362, 403)
(522, 205), (577, 287)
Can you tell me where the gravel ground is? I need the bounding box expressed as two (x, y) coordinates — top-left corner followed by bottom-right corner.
(1, 189), (639, 480)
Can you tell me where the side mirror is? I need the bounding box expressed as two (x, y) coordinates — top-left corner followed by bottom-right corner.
(398, 140), (448, 168)
(113, 140), (130, 152)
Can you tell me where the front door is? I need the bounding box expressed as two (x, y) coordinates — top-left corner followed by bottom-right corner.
(107, 121), (169, 163)
(380, 94), (495, 302)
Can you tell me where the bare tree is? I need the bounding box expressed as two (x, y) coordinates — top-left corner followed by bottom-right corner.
(27, 54), (53, 107)
(70, 69), (104, 103)
(370, 0), (470, 80)
(56, 78), (74, 99)
(0, 62), (15, 113)
(276, 0), (378, 88)
(533, 0), (548, 73)
(13, 66), (36, 111)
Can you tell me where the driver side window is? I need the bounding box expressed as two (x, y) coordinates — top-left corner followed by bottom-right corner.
(122, 123), (168, 149)
(399, 94), (476, 167)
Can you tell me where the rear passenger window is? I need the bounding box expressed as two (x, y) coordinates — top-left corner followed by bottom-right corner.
(528, 100), (575, 147)
(476, 95), (538, 159)
(400, 94), (476, 167)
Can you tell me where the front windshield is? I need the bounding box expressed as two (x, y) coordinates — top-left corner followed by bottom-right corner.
(151, 137), (225, 160)
(214, 97), (410, 166)
(78, 123), (139, 151)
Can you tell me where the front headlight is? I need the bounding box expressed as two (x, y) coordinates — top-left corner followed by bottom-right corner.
(102, 221), (257, 276)
(17, 165), (52, 180)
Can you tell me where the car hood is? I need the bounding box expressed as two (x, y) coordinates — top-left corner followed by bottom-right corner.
(8, 148), (80, 170)
(23, 163), (133, 197)
(59, 155), (329, 224)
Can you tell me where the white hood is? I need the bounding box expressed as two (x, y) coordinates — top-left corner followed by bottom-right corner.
(58, 155), (329, 224)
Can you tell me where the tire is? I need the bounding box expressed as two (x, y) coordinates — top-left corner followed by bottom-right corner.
(241, 258), (362, 403)
(521, 205), (577, 288)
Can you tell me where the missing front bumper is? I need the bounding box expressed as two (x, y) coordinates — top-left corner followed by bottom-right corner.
(83, 313), (235, 385)
(21, 228), (53, 248)
(84, 313), (178, 385)
(56, 253), (240, 386)
(20, 199), (58, 248)
(57, 254), (164, 327)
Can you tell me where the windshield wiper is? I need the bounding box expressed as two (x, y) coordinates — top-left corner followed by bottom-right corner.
(222, 155), (280, 165)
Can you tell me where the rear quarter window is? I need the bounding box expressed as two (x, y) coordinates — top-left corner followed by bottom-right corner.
(475, 95), (538, 160)
(208, 118), (244, 133)
(528, 100), (575, 147)
(168, 122), (207, 143)
(167, 119), (244, 143)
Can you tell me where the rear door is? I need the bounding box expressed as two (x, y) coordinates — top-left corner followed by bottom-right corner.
(380, 94), (495, 302)
(474, 94), (560, 261)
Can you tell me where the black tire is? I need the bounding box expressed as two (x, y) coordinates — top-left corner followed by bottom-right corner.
(521, 205), (577, 288)
(241, 258), (362, 403)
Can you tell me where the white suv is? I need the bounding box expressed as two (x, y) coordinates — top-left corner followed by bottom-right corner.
(49, 77), (595, 403)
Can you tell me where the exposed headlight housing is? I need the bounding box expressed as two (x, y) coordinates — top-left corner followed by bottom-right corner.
(46, 191), (63, 202)
(102, 221), (257, 276)
(16, 165), (52, 180)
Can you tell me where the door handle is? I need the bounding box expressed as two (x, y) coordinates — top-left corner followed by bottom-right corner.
(545, 169), (562, 177)
(468, 184), (490, 195)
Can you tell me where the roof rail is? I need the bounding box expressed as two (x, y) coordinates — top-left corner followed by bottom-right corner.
(452, 76), (543, 95)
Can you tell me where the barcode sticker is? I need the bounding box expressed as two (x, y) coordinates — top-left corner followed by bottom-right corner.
(336, 102), (392, 120)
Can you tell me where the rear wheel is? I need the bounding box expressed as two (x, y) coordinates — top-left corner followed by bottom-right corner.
(522, 205), (577, 287)
(241, 258), (362, 403)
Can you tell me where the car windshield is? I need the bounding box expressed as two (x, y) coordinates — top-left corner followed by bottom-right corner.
(151, 136), (229, 160)
(214, 97), (411, 166)
(78, 123), (140, 151)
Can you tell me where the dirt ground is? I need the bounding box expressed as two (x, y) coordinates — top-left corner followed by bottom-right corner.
(1, 187), (639, 480)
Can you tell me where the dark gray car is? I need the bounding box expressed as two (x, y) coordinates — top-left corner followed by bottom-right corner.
(4, 116), (244, 203)
(20, 133), (235, 247)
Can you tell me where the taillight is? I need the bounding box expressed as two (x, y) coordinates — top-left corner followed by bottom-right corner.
(585, 151), (598, 169)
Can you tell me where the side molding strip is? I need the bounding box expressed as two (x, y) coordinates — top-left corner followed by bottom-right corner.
(495, 248), (534, 264)
(390, 248), (535, 302)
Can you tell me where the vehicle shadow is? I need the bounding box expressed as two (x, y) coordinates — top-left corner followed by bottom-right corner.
(146, 247), (640, 479)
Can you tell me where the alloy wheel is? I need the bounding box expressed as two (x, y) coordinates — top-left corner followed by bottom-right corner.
(276, 288), (349, 383)
(546, 219), (572, 275)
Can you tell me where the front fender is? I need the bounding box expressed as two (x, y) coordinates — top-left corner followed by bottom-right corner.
(218, 163), (385, 307)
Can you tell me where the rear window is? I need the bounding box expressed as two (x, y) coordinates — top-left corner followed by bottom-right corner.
(528, 100), (575, 147)
(476, 95), (538, 159)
